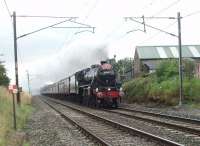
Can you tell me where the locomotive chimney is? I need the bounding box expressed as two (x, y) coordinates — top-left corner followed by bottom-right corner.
(100, 61), (107, 65)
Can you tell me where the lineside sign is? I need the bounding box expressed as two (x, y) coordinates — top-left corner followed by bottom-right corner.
(8, 85), (18, 94)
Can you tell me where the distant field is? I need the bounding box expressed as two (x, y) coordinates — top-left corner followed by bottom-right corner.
(0, 87), (33, 146)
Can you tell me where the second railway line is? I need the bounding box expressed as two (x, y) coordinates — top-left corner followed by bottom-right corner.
(104, 107), (200, 136)
(41, 96), (184, 146)
(42, 96), (200, 146)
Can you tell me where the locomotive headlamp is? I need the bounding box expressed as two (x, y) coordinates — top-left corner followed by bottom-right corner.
(108, 88), (111, 91)
(95, 88), (98, 92)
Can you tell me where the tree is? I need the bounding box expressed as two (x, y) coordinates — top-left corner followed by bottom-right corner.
(182, 59), (195, 79)
(0, 64), (10, 86)
(155, 59), (195, 82)
(113, 58), (133, 75)
(156, 59), (179, 82)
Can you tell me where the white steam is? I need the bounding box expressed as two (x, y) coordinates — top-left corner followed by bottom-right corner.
(29, 41), (108, 94)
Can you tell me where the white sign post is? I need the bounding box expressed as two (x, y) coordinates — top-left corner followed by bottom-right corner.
(8, 85), (17, 130)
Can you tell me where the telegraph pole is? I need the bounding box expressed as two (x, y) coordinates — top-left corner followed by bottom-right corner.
(13, 11), (20, 104)
(26, 70), (31, 95)
(178, 12), (183, 106)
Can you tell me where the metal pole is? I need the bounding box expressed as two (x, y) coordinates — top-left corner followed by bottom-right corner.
(69, 77), (71, 94)
(26, 70), (31, 95)
(13, 11), (20, 104)
(75, 75), (77, 93)
(12, 93), (17, 130)
(178, 12), (183, 106)
(142, 15), (146, 32)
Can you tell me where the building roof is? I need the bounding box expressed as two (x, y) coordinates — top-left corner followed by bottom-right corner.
(135, 45), (200, 59)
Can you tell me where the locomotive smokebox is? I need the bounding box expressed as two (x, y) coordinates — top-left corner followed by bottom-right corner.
(100, 61), (107, 65)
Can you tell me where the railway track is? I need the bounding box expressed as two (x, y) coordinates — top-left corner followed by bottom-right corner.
(104, 107), (200, 136)
(41, 98), (109, 146)
(42, 97), (183, 146)
(119, 107), (200, 125)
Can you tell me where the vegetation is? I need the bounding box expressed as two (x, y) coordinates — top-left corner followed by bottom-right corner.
(111, 57), (133, 81)
(0, 87), (33, 146)
(123, 59), (200, 105)
(156, 59), (179, 82)
(0, 64), (10, 86)
(112, 57), (133, 74)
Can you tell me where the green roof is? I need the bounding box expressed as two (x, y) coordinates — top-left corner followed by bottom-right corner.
(136, 45), (200, 59)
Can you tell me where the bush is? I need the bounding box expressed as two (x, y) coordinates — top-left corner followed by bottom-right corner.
(183, 59), (195, 79)
(123, 76), (154, 102)
(151, 79), (179, 105)
(184, 79), (200, 102)
(156, 59), (178, 82)
(122, 59), (199, 105)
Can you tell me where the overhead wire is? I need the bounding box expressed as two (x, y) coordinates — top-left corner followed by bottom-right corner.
(14, 14), (90, 83)
(128, 0), (181, 45)
(14, 0), (98, 65)
(72, 0), (98, 34)
(16, 15), (78, 19)
(84, 0), (99, 21)
(182, 10), (200, 18)
(56, 0), (99, 50)
(101, 0), (158, 56)
(15, 15), (92, 27)
(3, 0), (11, 17)
(151, 0), (181, 16)
(128, 18), (177, 37)
(52, 0), (99, 54)
(139, 0), (157, 15)
(17, 18), (76, 39)
(101, 1), (158, 57)
(138, 20), (177, 45)
(104, 0), (157, 42)
(138, 1), (199, 45)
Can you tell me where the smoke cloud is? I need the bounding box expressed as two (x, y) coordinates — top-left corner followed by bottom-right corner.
(29, 41), (108, 94)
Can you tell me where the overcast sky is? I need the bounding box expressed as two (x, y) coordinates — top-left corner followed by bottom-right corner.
(0, 0), (200, 93)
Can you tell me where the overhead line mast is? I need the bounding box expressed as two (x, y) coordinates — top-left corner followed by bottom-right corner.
(12, 12), (95, 104)
(13, 12), (20, 104)
(124, 12), (183, 106)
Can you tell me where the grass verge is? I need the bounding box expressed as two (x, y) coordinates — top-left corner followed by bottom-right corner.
(123, 76), (200, 106)
(0, 87), (33, 146)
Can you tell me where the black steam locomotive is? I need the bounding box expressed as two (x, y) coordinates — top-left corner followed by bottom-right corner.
(41, 61), (122, 108)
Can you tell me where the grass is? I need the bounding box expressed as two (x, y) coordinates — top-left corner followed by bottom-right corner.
(184, 101), (200, 109)
(123, 60), (200, 106)
(123, 77), (200, 106)
(0, 87), (33, 146)
(23, 142), (30, 146)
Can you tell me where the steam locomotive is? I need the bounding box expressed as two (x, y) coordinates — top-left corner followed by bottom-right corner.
(41, 61), (122, 108)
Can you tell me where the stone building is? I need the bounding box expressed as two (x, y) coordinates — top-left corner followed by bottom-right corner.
(133, 45), (200, 77)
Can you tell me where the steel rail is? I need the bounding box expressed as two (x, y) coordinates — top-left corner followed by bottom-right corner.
(46, 97), (183, 146)
(119, 107), (200, 125)
(41, 98), (111, 146)
(104, 109), (200, 136)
